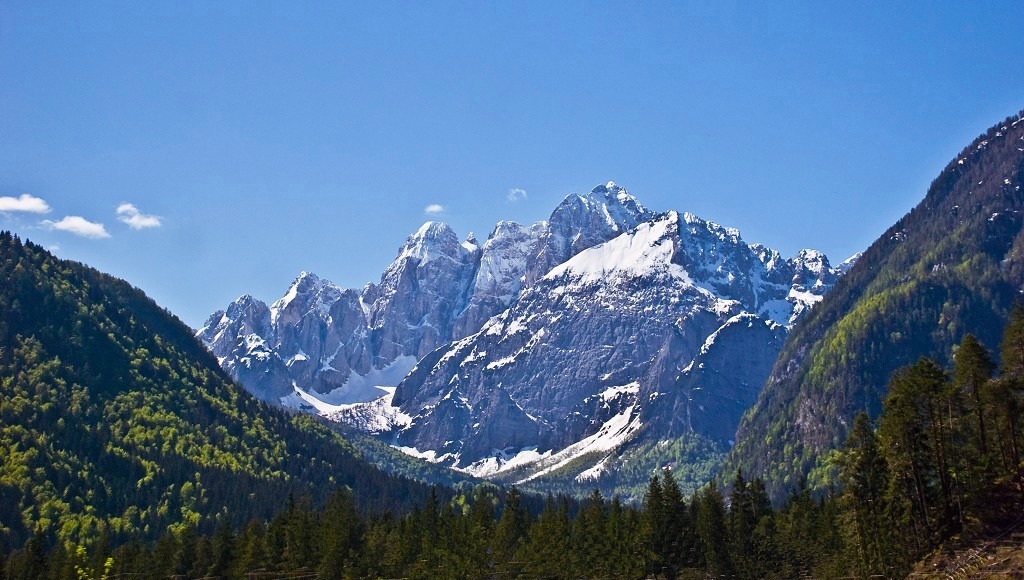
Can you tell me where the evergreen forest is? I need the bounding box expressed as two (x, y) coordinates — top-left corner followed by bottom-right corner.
(2, 224), (1021, 578)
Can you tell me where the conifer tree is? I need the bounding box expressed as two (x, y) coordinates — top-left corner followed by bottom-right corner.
(998, 304), (1024, 465)
(954, 334), (994, 459)
(235, 519), (268, 576)
(318, 488), (360, 580)
(641, 473), (665, 574)
(17, 528), (45, 580)
(520, 495), (571, 579)
(661, 469), (694, 571)
(838, 412), (892, 578)
(573, 489), (609, 576)
(493, 486), (528, 574)
(695, 481), (731, 577)
(209, 515), (235, 578)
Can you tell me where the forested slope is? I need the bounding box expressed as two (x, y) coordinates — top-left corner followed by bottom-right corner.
(729, 110), (1024, 495)
(0, 232), (438, 552)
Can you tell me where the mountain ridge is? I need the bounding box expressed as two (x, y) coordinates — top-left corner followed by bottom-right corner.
(199, 185), (850, 495)
(0, 232), (446, 551)
(727, 110), (1024, 496)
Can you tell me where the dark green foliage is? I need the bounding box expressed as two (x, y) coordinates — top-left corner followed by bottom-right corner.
(954, 333), (995, 461)
(0, 232), (445, 553)
(730, 110), (1024, 498)
(833, 323), (1024, 577)
(694, 481), (731, 577)
(837, 412), (893, 577)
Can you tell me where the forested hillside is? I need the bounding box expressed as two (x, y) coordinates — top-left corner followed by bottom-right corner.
(729, 111), (1024, 496)
(0, 232), (441, 553)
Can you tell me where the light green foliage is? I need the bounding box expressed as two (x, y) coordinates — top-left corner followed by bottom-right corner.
(729, 110), (1024, 499)
(0, 232), (437, 556)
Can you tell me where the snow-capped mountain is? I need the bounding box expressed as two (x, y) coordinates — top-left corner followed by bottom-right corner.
(198, 182), (853, 490)
(378, 210), (848, 482)
(198, 182), (655, 407)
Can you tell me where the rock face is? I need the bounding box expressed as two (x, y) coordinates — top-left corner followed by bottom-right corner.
(386, 211), (845, 480)
(198, 182), (851, 487)
(198, 182), (657, 408)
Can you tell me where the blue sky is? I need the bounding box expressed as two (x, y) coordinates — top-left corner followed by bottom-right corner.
(2, 1), (1023, 328)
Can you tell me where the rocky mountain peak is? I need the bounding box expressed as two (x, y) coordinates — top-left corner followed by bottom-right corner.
(198, 180), (853, 493)
(395, 221), (465, 267)
(270, 271), (343, 325)
(552, 182), (652, 236)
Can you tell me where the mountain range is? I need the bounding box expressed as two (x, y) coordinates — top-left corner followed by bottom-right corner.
(3, 107), (1023, 579)
(199, 182), (854, 494)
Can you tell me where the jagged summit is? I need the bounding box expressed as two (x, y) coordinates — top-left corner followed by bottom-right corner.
(552, 182), (652, 235)
(585, 181), (649, 222)
(385, 201), (846, 481)
(544, 211), (683, 284)
(835, 252), (862, 274)
(198, 181), (850, 493)
(395, 221), (466, 266)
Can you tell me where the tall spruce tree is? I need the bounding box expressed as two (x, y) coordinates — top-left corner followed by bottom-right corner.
(954, 334), (995, 459)
(839, 412), (893, 577)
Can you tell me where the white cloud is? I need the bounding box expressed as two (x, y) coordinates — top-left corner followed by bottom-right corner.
(0, 194), (51, 214)
(424, 203), (445, 215)
(116, 203), (162, 229)
(42, 216), (111, 239)
(507, 188), (527, 202)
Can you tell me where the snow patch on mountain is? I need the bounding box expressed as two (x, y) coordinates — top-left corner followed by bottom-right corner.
(522, 404), (643, 482)
(198, 182), (854, 493)
(544, 212), (686, 284)
(325, 387), (413, 433)
(316, 355), (418, 405)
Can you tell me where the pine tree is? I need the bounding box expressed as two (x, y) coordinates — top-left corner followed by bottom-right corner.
(283, 494), (317, 571)
(573, 489), (609, 576)
(640, 473), (665, 575)
(235, 519), (268, 577)
(838, 412), (893, 578)
(998, 304), (1024, 466)
(954, 334), (995, 459)
(492, 486), (529, 575)
(879, 357), (948, 545)
(190, 535), (213, 578)
(695, 481), (731, 577)
(318, 488), (361, 580)
(172, 525), (197, 577)
(17, 527), (45, 580)
(661, 469), (695, 571)
(209, 514), (235, 578)
(520, 495), (572, 579)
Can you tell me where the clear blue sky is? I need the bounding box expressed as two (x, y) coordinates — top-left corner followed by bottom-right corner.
(2, 1), (1022, 328)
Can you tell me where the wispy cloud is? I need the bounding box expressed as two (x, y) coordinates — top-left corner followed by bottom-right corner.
(424, 203), (445, 215)
(507, 188), (527, 202)
(42, 216), (111, 239)
(0, 194), (51, 214)
(116, 203), (162, 229)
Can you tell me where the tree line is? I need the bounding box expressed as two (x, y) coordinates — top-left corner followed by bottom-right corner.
(835, 307), (1024, 577)
(2, 228), (1022, 578)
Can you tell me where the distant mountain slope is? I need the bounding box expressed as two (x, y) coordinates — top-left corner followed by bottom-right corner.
(728, 110), (1024, 495)
(380, 210), (846, 494)
(199, 183), (850, 497)
(0, 233), (439, 551)
(198, 182), (653, 408)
